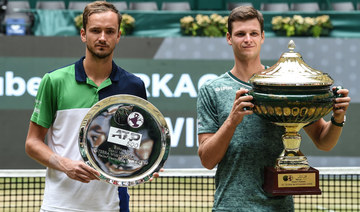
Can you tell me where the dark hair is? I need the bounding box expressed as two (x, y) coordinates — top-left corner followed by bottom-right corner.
(82, 1), (122, 31)
(227, 6), (264, 35)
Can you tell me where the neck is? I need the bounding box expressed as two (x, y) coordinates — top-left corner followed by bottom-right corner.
(83, 55), (113, 86)
(230, 58), (264, 82)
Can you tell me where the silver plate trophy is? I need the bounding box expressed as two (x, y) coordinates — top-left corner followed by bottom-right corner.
(78, 94), (170, 186)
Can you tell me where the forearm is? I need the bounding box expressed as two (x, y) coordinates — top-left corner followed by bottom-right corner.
(305, 118), (343, 151)
(198, 119), (237, 169)
(25, 126), (100, 183)
(25, 137), (65, 171)
(317, 122), (343, 151)
(25, 121), (68, 172)
(310, 87), (351, 151)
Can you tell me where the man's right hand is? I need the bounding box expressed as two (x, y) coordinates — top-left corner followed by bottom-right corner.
(227, 88), (254, 126)
(50, 154), (100, 183)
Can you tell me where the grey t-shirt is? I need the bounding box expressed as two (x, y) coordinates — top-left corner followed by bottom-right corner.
(197, 71), (294, 212)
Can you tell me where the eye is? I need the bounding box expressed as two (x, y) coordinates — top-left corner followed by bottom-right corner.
(236, 32), (245, 37)
(106, 29), (116, 35)
(90, 28), (101, 33)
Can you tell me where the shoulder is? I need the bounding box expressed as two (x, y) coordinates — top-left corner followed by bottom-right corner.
(200, 73), (230, 91)
(117, 66), (144, 85)
(112, 65), (147, 99)
(199, 72), (237, 98)
(45, 63), (75, 81)
(37, 64), (75, 90)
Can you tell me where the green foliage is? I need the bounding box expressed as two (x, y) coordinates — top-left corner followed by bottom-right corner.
(180, 14), (228, 37)
(272, 15), (333, 37)
(119, 14), (135, 36)
(74, 14), (83, 30)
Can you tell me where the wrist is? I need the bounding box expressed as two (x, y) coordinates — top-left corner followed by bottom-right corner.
(331, 114), (346, 127)
(49, 154), (67, 172)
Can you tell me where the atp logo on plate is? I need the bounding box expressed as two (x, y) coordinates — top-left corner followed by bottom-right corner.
(107, 127), (142, 149)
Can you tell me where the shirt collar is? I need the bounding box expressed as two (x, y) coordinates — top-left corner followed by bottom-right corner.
(75, 56), (121, 82)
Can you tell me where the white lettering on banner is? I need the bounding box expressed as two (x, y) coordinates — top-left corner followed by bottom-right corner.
(6, 71), (25, 96)
(27, 77), (41, 96)
(165, 117), (198, 148)
(0, 71), (41, 97)
(135, 73), (218, 98)
(152, 73), (173, 97)
(186, 117), (194, 147)
(165, 117), (184, 147)
(174, 74), (197, 97)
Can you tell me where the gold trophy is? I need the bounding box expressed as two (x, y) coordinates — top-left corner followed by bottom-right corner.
(248, 40), (340, 195)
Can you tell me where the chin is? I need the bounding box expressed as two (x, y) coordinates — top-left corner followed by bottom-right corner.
(94, 52), (112, 59)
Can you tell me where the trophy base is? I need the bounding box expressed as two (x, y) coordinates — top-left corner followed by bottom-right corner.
(277, 156), (310, 170)
(263, 166), (321, 196)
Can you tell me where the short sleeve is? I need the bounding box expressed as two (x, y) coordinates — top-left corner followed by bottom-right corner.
(197, 84), (219, 134)
(30, 73), (57, 128)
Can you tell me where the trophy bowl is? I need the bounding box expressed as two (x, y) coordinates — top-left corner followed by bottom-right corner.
(248, 40), (338, 171)
(78, 94), (170, 186)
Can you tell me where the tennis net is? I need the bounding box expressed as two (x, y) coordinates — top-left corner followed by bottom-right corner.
(0, 168), (359, 211)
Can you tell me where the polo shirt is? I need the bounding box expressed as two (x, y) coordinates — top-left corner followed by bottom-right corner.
(31, 57), (147, 212)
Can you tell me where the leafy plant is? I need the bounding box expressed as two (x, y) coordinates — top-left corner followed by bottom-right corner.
(271, 15), (332, 37)
(120, 14), (135, 36)
(74, 14), (83, 30)
(180, 14), (228, 37)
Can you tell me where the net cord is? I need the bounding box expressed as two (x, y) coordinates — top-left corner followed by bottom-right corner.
(1, 167), (360, 177)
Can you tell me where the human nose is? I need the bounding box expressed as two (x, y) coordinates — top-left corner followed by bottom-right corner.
(244, 33), (251, 42)
(99, 31), (106, 41)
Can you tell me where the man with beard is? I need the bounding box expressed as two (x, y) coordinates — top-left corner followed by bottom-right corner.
(25, 2), (156, 211)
